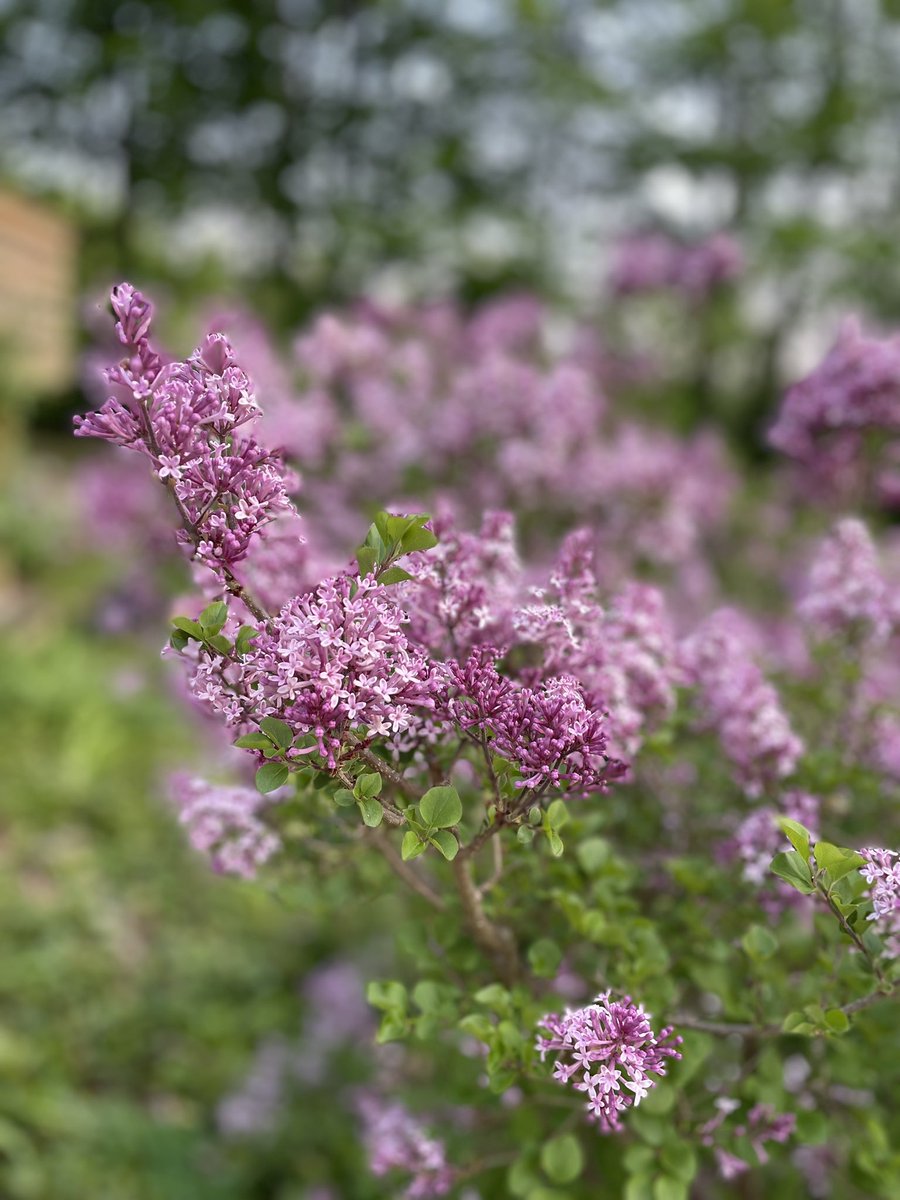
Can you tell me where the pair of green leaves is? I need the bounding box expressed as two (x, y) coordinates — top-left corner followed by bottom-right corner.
(333, 772), (384, 827)
(772, 817), (864, 896)
(401, 786), (462, 862)
(355, 510), (437, 582)
(170, 600), (259, 658)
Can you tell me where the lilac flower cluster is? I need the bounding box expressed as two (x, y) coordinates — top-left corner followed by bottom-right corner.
(212, 293), (732, 575)
(75, 284), (298, 579)
(860, 847), (900, 957)
(680, 609), (804, 796)
(770, 317), (900, 502)
(357, 1094), (454, 1199)
(443, 648), (626, 793)
(190, 574), (439, 768)
(168, 773), (281, 879)
(609, 231), (744, 299)
(800, 518), (892, 644)
(536, 993), (682, 1132)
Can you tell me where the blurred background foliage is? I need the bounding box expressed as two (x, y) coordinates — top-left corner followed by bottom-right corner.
(3, 1), (900, 1196)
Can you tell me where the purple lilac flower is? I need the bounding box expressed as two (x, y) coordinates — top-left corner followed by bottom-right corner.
(680, 609), (804, 796)
(609, 231), (743, 299)
(800, 518), (892, 644)
(859, 847), (900, 956)
(443, 649), (626, 794)
(770, 317), (900, 501)
(357, 1093), (454, 1199)
(217, 1036), (293, 1136)
(75, 283), (299, 580)
(536, 993), (681, 1132)
(189, 574), (440, 768)
(169, 773), (281, 879)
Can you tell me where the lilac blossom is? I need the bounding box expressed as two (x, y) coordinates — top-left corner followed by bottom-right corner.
(75, 284), (298, 580)
(536, 993), (682, 1132)
(609, 232), (743, 299)
(357, 1093), (454, 1198)
(188, 574), (440, 768)
(859, 847), (900, 956)
(800, 518), (892, 644)
(443, 649), (626, 794)
(680, 609), (804, 796)
(169, 773), (281, 879)
(770, 317), (900, 501)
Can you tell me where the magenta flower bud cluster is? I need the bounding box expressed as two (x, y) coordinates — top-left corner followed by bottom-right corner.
(536, 993), (682, 1132)
(442, 648), (626, 792)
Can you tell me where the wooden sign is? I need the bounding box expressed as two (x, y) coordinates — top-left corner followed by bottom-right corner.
(0, 188), (77, 397)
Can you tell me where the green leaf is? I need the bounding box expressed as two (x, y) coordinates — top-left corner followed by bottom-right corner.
(207, 634), (232, 654)
(356, 546), (377, 577)
(473, 983), (510, 1011)
(234, 733), (273, 750)
(428, 829), (459, 860)
(778, 815), (811, 859)
(782, 1011), (815, 1035)
(333, 788), (356, 807)
(259, 716), (293, 749)
(358, 797), (383, 828)
(770, 850), (815, 894)
(378, 566), (414, 585)
(660, 1145), (697, 1183)
(653, 1177), (689, 1200)
(528, 938), (563, 978)
(517, 825), (535, 845)
(354, 772), (383, 799)
(540, 1134), (583, 1185)
(741, 924), (778, 961)
(545, 799), (570, 830)
(169, 629), (190, 652)
(235, 625), (260, 654)
(366, 980), (407, 1011)
(824, 1008), (850, 1034)
(255, 762), (289, 793)
(199, 601), (228, 635)
(419, 786), (462, 829)
(575, 837), (610, 873)
(171, 616), (203, 638)
(814, 841), (864, 883)
(401, 831), (426, 861)
(546, 829), (564, 857)
(401, 526), (438, 553)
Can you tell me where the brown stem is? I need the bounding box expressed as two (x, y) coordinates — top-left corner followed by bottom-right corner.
(451, 856), (519, 985)
(351, 744), (419, 801)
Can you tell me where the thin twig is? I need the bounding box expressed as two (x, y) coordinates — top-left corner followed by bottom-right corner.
(370, 831), (446, 911)
(674, 983), (897, 1038)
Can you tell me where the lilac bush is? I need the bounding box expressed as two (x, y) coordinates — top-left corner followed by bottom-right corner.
(75, 283), (900, 1199)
